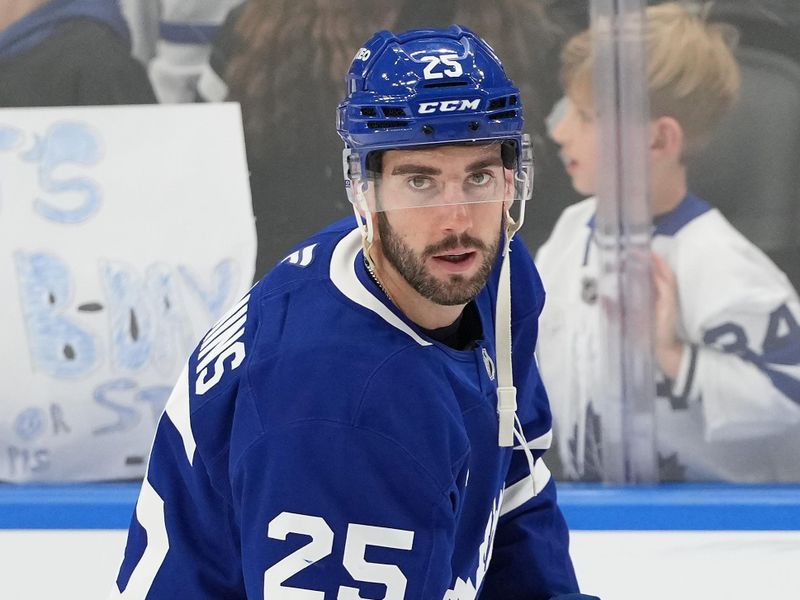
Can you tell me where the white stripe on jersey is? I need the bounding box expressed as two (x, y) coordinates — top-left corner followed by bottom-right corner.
(165, 365), (196, 465)
(514, 428), (552, 451)
(499, 459), (551, 518)
(110, 478), (169, 598)
(330, 228), (432, 347)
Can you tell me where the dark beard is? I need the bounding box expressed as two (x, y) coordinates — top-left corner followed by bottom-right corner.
(377, 211), (500, 306)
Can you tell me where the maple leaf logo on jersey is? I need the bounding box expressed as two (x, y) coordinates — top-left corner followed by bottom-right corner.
(442, 492), (502, 600)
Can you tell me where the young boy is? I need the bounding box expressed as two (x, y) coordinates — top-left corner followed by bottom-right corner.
(536, 2), (800, 482)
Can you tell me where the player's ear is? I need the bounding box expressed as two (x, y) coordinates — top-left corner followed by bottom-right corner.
(649, 116), (683, 161)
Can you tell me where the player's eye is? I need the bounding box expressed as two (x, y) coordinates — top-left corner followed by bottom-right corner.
(468, 172), (492, 186)
(408, 175), (433, 191)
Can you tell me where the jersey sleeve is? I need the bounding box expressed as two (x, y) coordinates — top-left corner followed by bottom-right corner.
(664, 229), (800, 441)
(112, 305), (468, 598)
(111, 290), (259, 598)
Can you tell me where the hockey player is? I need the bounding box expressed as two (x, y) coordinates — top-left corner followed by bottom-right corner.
(537, 3), (800, 482)
(111, 26), (593, 599)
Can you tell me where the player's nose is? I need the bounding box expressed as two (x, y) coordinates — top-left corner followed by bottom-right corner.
(439, 197), (473, 231)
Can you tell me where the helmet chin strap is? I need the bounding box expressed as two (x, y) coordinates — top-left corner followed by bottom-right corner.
(495, 209), (519, 447)
(351, 182), (378, 271)
(496, 178), (541, 501)
(496, 169), (528, 447)
(344, 149), (379, 271)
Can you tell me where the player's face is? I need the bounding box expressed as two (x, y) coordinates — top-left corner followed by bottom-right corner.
(375, 144), (509, 306)
(551, 95), (598, 196)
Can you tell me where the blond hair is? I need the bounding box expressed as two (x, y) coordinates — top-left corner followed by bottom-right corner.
(560, 2), (741, 152)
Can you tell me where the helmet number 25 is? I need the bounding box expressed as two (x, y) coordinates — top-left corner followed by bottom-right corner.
(420, 54), (463, 80)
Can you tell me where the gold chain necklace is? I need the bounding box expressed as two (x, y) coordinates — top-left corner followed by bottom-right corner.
(364, 259), (392, 301)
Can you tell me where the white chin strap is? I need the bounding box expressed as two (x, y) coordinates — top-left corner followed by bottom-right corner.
(495, 263), (517, 445)
(350, 182), (377, 268)
(496, 212), (520, 447)
(496, 182), (540, 500)
(496, 167), (529, 447)
(343, 148), (377, 265)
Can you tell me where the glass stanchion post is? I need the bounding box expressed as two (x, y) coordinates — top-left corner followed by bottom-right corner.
(591, 0), (658, 483)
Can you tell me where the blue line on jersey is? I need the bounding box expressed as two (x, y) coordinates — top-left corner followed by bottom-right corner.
(158, 22), (220, 44)
(653, 193), (713, 237)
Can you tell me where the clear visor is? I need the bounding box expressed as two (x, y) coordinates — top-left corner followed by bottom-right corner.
(345, 137), (533, 213)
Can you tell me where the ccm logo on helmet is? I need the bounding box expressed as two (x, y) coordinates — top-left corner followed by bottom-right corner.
(418, 99), (480, 114)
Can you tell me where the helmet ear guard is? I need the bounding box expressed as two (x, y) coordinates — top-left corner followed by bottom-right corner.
(509, 134), (534, 234)
(342, 148), (387, 218)
(342, 148), (363, 212)
(342, 146), (376, 263)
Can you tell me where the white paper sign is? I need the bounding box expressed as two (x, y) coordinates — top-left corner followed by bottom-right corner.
(0, 103), (256, 482)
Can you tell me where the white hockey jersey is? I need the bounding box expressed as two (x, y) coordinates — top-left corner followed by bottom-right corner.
(536, 194), (800, 482)
(121, 0), (243, 102)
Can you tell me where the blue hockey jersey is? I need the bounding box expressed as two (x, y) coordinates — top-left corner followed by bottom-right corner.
(112, 219), (579, 599)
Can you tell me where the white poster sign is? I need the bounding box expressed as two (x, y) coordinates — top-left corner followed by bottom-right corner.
(0, 103), (256, 482)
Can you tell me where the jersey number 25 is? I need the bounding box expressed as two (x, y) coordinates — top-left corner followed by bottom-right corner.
(265, 511), (415, 599)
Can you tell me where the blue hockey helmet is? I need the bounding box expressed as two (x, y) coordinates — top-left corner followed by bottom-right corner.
(337, 25), (533, 212)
